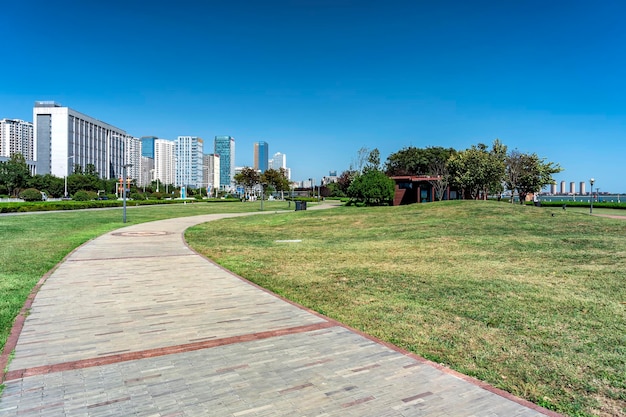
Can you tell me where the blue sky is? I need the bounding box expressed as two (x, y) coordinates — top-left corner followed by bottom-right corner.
(2, 0), (625, 191)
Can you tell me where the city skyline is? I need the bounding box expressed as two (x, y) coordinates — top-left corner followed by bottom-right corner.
(2, 1), (625, 191)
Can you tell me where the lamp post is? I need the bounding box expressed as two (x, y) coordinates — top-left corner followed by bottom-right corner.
(589, 178), (595, 214)
(260, 182), (267, 211)
(123, 164), (133, 223)
(64, 156), (74, 198)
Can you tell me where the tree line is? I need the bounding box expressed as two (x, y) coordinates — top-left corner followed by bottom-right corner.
(0, 153), (184, 201)
(324, 140), (561, 205)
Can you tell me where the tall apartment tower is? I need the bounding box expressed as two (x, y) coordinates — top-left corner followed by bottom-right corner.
(0, 119), (34, 159)
(125, 137), (142, 181)
(580, 182), (586, 195)
(253, 141), (269, 173)
(33, 101), (128, 179)
(215, 135), (235, 190)
(175, 136), (204, 188)
(203, 154), (220, 194)
(154, 139), (175, 188)
(269, 152), (286, 170)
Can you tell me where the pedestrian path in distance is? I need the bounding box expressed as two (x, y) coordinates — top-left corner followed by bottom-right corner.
(0, 209), (563, 417)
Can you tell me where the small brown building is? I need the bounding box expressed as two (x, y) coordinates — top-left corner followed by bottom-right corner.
(391, 176), (460, 206)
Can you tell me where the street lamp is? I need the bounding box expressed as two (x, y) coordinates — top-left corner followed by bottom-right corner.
(123, 164), (133, 223)
(590, 178), (595, 214)
(64, 156), (74, 198)
(260, 182), (267, 211)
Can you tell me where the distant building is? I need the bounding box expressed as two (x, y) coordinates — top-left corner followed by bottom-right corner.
(550, 184), (557, 194)
(33, 101), (128, 179)
(570, 182), (576, 194)
(140, 136), (157, 158)
(0, 119), (33, 160)
(254, 141), (269, 173)
(560, 181), (566, 194)
(391, 176), (461, 205)
(215, 136), (235, 190)
(154, 139), (175, 188)
(203, 154), (220, 195)
(580, 182), (586, 195)
(139, 156), (154, 187)
(125, 137), (142, 181)
(175, 136), (204, 189)
(269, 152), (285, 170)
(322, 171), (338, 186)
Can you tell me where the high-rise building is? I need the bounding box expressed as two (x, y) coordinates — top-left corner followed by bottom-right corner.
(253, 141), (269, 173)
(215, 135), (235, 190)
(140, 156), (154, 187)
(175, 136), (204, 189)
(33, 101), (128, 179)
(140, 136), (157, 158)
(125, 137), (142, 181)
(580, 182), (586, 195)
(154, 139), (175, 188)
(570, 182), (576, 194)
(0, 119), (34, 159)
(203, 154), (220, 195)
(269, 152), (286, 170)
(560, 181), (566, 194)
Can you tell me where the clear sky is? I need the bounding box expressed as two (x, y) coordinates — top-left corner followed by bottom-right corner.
(2, 0), (625, 191)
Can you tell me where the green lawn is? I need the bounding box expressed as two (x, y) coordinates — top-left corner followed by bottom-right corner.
(185, 201), (626, 417)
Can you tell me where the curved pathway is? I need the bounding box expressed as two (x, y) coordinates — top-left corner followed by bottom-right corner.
(0, 209), (562, 416)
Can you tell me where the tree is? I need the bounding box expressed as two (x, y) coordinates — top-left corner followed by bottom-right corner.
(234, 167), (260, 197)
(0, 153), (32, 197)
(448, 141), (506, 199)
(28, 174), (64, 198)
(365, 148), (381, 172)
(385, 146), (456, 176)
(351, 147), (371, 173)
(347, 170), (395, 206)
(505, 150), (561, 203)
(337, 170), (358, 195)
(261, 168), (290, 198)
(427, 159), (450, 201)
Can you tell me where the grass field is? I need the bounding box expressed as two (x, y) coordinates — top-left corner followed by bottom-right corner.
(185, 201), (626, 417)
(0, 200), (292, 358)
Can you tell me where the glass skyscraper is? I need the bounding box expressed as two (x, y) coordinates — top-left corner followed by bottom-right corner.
(140, 136), (157, 158)
(254, 141), (268, 173)
(214, 135), (235, 190)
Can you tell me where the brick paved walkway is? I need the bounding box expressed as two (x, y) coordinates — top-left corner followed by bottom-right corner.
(0, 208), (563, 416)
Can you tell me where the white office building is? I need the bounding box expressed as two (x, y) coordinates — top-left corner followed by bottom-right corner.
(203, 153), (220, 195)
(269, 152), (286, 170)
(269, 151), (290, 179)
(154, 139), (175, 189)
(175, 136), (204, 189)
(33, 101), (130, 179)
(0, 119), (34, 160)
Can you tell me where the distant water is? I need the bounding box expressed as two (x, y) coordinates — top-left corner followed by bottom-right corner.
(539, 194), (625, 203)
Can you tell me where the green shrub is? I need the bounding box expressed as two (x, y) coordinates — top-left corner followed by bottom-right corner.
(130, 192), (147, 200)
(19, 188), (43, 202)
(73, 190), (98, 201)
